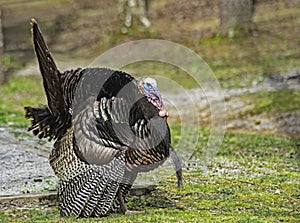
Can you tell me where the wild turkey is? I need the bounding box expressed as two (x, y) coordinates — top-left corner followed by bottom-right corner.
(24, 19), (182, 217)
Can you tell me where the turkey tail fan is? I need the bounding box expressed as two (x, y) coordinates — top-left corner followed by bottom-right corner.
(30, 18), (71, 139)
(31, 19), (68, 125)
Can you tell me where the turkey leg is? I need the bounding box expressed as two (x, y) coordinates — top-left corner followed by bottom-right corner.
(117, 188), (145, 215)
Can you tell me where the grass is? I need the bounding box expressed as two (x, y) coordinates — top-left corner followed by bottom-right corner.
(0, 129), (299, 222)
(0, 75), (45, 127)
(239, 89), (300, 116)
(223, 89), (300, 121)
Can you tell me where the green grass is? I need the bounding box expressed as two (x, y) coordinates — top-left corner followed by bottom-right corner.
(0, 75), (46, 127)
(123, 61), (199, 89)
(0, 130), (299, 222)
(239, 90), (300, 116)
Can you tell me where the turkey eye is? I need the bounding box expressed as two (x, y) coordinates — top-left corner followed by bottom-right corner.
(144, 83), (152, 90)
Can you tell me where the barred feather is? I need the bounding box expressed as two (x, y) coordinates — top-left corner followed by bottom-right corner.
(53, 128), (133, 217)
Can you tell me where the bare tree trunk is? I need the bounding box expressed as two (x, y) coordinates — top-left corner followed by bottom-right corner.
(219, 0), (255, 37)
(0, 9), (4, 84)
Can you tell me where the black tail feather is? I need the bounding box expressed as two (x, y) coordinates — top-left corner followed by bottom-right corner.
(31, 19), (69, 127)
(24, 106), (56, 141)
(29, 19), (76, 140)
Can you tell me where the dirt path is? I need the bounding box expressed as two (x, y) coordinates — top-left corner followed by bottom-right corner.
(0, 127), (56, 195)
(166, 70), (300, 135)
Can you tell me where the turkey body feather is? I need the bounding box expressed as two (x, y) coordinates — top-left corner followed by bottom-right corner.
(25, 19), (182, 217)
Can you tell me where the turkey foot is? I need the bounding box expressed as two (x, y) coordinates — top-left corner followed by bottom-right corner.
(117, 188), (145, 215)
